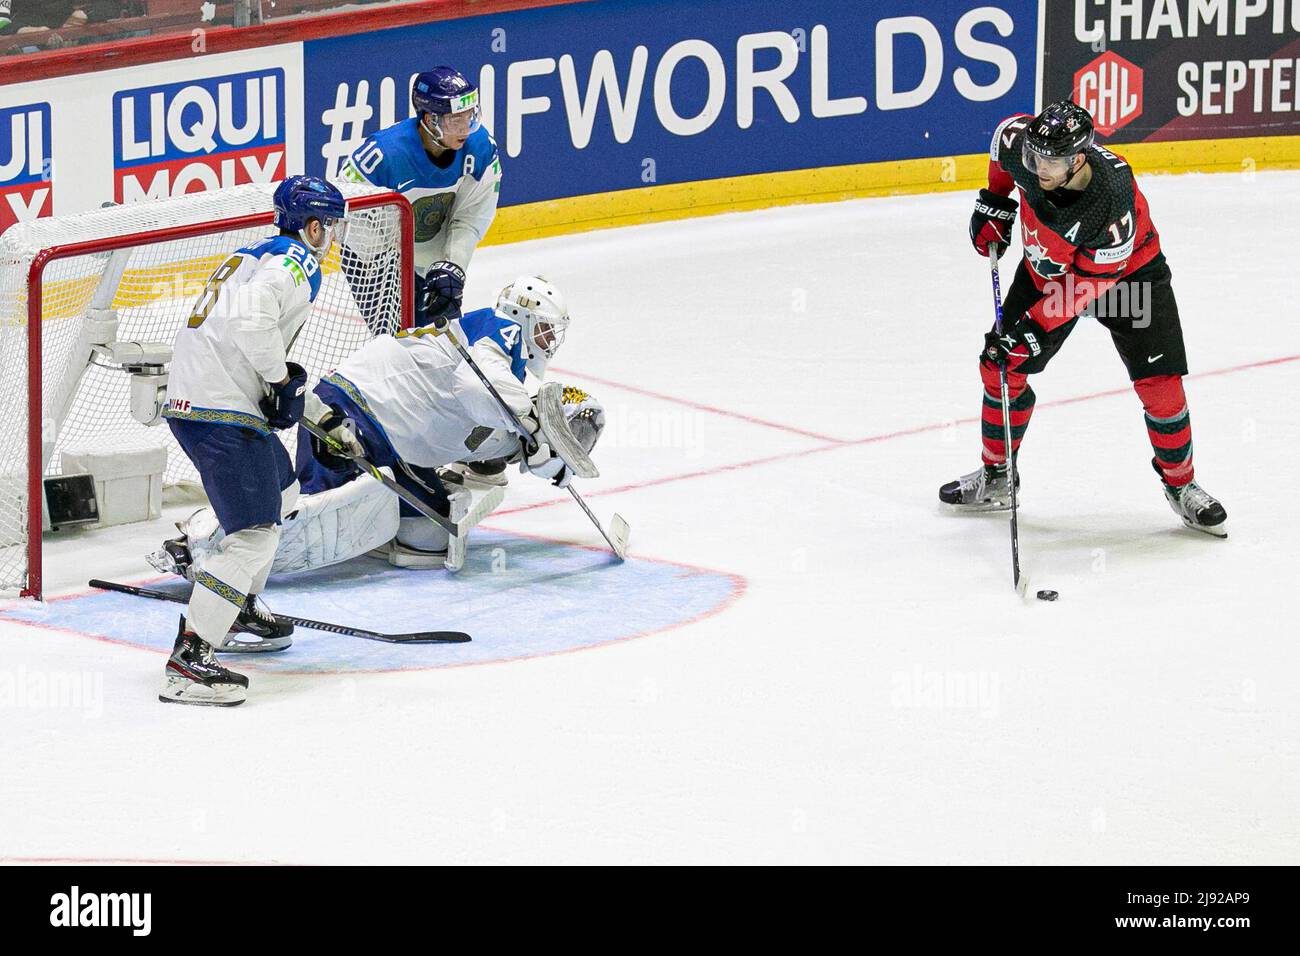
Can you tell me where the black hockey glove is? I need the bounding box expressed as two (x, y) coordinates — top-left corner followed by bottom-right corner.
(415, 261), (466, 328)
(970, 188), (1018, 259)
(260, 362), (308, 430)
(310, 405), (363, 470)
(983, 316), (1046, 369)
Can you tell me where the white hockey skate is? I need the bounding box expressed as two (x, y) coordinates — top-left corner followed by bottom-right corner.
(442, 458), (510, 489)
(1161, 478), (1227, 538)
(159, 618), (249, 707)
(938, 462), (1019, 513)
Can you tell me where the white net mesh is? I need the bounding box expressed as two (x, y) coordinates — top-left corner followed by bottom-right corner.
(0, 182), (409, 594)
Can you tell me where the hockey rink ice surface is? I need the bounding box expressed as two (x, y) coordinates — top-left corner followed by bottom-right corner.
(1, 171), (1297, 865)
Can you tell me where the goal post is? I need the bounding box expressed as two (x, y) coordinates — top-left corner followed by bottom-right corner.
(0, 182), (414, 600)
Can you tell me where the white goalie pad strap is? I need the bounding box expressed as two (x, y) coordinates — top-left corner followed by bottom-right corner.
(537, 381), (598, 479)
(270, 474), (400, 574)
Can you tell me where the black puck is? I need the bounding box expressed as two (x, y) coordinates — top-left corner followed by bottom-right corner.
(1036, 590), (1059, 601)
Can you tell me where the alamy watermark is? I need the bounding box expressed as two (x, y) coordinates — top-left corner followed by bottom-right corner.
(890, 665), (1000, 718)
(0, 666), (103, 719)
(50, 886), (151, 936)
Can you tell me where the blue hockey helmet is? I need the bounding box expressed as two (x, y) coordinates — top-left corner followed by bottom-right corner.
(272, 175), (347, 254)
(412, 66), (481, 147)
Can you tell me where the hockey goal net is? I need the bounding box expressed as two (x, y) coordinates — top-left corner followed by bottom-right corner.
(0, 182), (413, 599)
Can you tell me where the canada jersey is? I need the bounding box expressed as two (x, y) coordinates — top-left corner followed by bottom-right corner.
(988, 114), (1162, 330)
(324, 307), (531, 468)
(340, 119), (501, 271)
(163, 235), (321, 433)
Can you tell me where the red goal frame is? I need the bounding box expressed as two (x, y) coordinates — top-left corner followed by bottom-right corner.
(21, 191), (414, 600)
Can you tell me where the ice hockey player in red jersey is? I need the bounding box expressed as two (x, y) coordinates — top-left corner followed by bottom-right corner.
(940, 99), (1227, 537)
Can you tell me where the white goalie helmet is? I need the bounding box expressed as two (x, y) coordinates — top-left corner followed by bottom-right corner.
(496, 275), (569, 375)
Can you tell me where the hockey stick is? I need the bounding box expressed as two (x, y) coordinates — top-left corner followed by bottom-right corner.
(987, 246), (1027, 597)
(298, 418), (460, 536)
(88, 579), (471, 644)
(432, 316), (630, 561)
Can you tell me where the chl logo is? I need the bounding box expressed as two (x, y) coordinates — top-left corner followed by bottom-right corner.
(1074, 52), (1143, 137)
(112, 69), (286, 204)
(0, 103), (53, 234)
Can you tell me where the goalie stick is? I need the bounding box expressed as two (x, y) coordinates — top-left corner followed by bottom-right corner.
(988, 245), (1027, 598)
(431, 314), (630, 561)
(297, 418), (462, 537)
(88, 579), (472, 644)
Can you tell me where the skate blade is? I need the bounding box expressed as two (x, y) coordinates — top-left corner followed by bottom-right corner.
(216, 635), (292, 654)
(1180, 516), (1228, 538)
(941, 500), (1013, 515)
(145, 547), (179, 576)
(159, 676), (246, 706)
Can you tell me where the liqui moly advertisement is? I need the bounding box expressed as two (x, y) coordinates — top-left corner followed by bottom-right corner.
(0, 102), (53, 233)
(112, 69), (287, 203)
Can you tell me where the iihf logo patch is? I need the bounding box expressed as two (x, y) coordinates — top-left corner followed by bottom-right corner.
(1022, 226), (1068, 280)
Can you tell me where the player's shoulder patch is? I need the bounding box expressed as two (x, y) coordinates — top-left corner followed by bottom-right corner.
(373, 116), (423, 153)
(265, 237), (323, 301)
(464, 127), (500, 182)
(990, 113), (1032, 162)
(345, 118), (424, 188)
(461, 307), (527, 380)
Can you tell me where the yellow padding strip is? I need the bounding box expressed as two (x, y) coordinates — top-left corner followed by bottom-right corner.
(30, 132), (1299, 320)
(483, 133), (1300, 246)
(37, 246), (350, 321)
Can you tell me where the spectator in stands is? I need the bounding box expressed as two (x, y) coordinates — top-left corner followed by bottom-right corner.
(3, 1), (133, 38)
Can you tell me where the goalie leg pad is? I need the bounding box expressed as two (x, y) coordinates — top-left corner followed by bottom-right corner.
(270, 473), (399, 574)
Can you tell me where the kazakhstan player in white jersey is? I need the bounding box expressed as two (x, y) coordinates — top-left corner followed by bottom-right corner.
(340, 66), (502, 327)
(158, 175), (348, 707)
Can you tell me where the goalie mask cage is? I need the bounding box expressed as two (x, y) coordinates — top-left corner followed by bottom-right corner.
(0, 182), (413, 600)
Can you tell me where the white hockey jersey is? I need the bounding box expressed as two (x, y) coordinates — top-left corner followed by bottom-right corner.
(322, 307), (532, 469)
(340, 118), (501, 271)
(163, 235), (321, 433)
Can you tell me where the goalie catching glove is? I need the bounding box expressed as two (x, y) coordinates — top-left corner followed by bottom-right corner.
(518, 384), (607, 488)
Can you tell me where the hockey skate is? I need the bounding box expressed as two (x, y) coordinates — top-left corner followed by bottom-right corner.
(1157, 465), (1227, 538)
(159, 617), (249, 706)
(442, 458), (509, 489)
(217, 594), (294, 653)
(146, 533), (193, 580)
(939, 462), (1019, 513)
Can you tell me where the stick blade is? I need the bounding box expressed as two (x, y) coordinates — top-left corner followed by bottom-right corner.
(609, 514), (630, 560)
(386, 631), (473, 644)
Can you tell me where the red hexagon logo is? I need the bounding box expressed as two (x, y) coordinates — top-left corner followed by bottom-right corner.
(1073, 52), (1144, 136)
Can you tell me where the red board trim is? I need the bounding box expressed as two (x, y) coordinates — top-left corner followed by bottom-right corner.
(1, 0), (588, 85)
